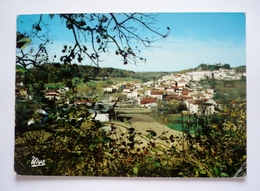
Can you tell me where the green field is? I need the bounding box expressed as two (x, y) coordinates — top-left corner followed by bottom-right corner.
(165, 114), (196, 134)
(109, 77), (143, 83)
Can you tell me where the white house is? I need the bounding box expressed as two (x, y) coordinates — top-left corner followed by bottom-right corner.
(188, 71), (213, 81)
(133, 83), (141, 89)
(145, 90), (151, 96)
(143, 81), (154, 87)
(176, 79), (187, 87)
(204, 91), (214, 99)
(126, 91), (139, 99)
(103, 87), (113, 93)
(185, 99), (215, 115)
(123, 88), (131, 94)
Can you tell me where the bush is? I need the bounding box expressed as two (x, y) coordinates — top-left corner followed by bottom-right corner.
(15, 98), (246, 177)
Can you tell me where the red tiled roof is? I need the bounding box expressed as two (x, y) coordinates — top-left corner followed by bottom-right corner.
(45, 92), (59, 96)
(74, 99), (88, 104)
(203, 98), (210, 102)
(151, 91), (163, 95)
(183, 96), (193, 100)
(182, 91), (190, 95)
(189, 99), (213, 105)
(141, 98), (157, 104)
(189, 100), (203, 105)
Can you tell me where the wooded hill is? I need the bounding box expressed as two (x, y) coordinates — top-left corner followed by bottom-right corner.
(16, 63), (246, 85)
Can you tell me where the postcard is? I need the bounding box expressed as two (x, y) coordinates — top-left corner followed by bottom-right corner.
(15, 12), (246, 177)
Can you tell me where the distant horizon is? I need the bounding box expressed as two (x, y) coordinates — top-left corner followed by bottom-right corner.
(17, 61), (245, 73)
(101, 63), (246, 72)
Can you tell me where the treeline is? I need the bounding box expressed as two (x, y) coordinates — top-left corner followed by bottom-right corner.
(197, 63), (246, 73)
(16, 63), (135, 84)
(16, 63), (246, 87)
(16, 63), (171, 84)
(197, 63), (231, 71)
(132, 71), (171, 82)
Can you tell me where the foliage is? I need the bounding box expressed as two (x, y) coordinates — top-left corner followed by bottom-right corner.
(151, 98), (246, 177)
(133, 71), (171, 82)
(235, 65), (246, 73)
(17, 13), (169, 67)
(183, 98), (246, 177)
(214, 80), (246, 103)
(15, 97), (246, 177)
(198, 63), (231, 71)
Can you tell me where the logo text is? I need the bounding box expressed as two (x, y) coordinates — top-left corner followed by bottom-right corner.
(31, 156), (46, 167)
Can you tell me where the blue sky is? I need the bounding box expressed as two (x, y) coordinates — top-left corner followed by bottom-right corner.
(17, 13), (245, 72)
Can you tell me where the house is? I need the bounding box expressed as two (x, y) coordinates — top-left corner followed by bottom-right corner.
(150, 90), (164, 100)
(157, 79), (163, 85)
(140, 97), (157, 108)
(143, 81), (154, 87)
(126, 91), (139, 99)
(166, 87), (176, 93)
(204, 91), (214, 99)
(212, 70), (221, 79)
(190, 93), (203, 100)
(154, 85), (165, 91)
(185, 100), (201, 114)
(163, 94), (180, 104)
(185, 99), (215, 115)
(181, 90), (191, 97)
(103, 87), (113, 93)
(74, 99), (88, 105)
(176, 79), (187, 87)
(123, 88), (131, 94)
(133, 82), (141, 89)
(162, 75), (172, 81)
(188, 71), (213, 81)
(45, 91), (60, 100)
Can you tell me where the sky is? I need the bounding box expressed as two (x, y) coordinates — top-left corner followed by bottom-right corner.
(17, 13), (246, 72)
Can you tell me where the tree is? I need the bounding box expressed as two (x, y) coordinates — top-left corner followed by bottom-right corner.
(17, 13), (170, 68)
(222, 63), (231, 69)
(15, 13), (170, 175)
(198, 63), (208, 70)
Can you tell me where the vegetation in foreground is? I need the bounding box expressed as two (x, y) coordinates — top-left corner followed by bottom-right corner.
(15, 95), (246, 177)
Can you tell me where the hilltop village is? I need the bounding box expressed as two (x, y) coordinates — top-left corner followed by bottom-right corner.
(101, 67), (246, 115)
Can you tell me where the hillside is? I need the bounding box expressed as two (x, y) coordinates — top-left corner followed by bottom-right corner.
(16, 62), (246, 85)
